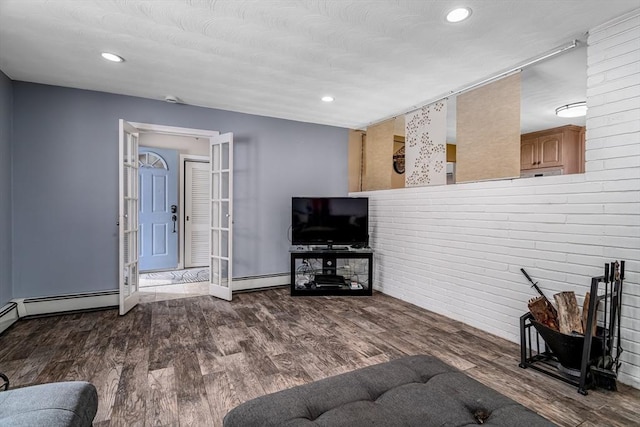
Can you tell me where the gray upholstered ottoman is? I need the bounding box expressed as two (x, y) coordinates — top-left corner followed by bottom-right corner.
(224, 355), (555, 426)
(0, 381), (98, 427)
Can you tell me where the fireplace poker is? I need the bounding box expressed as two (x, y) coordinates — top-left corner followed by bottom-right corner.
(614, 261), (625, 372)
(520, 268), (558, 318)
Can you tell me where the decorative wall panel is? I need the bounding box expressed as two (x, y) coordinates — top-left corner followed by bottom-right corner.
(404, 101), (447, 187)
(362, 119), (394, 191)
(456, 73), (521, 183)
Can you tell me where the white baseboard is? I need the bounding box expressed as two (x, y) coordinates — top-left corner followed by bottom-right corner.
(233, 273), (289, 291)
(0, 303), (19, 334)
(0, 274), (288, 330)
(13, 291), (119, 318)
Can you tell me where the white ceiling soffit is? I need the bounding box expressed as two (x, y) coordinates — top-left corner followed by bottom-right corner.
(0, 1), (637, 130)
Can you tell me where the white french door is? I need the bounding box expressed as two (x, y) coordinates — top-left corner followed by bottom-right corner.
(209, 133), (233, 301)
(118, 120), (140, 315)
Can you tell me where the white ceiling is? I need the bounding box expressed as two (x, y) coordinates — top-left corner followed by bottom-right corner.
(0, 1), (637, 130)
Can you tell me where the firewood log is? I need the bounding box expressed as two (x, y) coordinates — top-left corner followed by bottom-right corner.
(554, 291), (583, 335)
(528, 296), (559, 330)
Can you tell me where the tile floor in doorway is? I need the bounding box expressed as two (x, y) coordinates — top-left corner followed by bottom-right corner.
(138, 281), (209, 303)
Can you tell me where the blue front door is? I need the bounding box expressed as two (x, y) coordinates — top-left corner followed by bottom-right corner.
(139, 147), (179, 271)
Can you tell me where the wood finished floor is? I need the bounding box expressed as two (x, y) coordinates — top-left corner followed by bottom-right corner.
(1, 288), (638, 427)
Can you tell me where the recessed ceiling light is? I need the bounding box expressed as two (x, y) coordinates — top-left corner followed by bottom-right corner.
(555, 102), (587, 118)
(101, 52), (124, 63)
(321, 96), (335, 103)
(446, 7), (472, 23)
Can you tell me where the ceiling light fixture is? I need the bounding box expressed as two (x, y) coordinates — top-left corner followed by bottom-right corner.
(101, 52), (124, 62)
(446, 7), (472, 23)
(555, 101), (587, 118)
(321, 96), (335, 103)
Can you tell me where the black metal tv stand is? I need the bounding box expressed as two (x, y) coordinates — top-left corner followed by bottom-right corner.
(290, 248), (373, 296)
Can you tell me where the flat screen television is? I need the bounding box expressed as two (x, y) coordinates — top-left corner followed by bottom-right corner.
(292, 197), (369, 247)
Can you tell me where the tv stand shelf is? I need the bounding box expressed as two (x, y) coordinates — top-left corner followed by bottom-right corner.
(290, 248), (373, 296)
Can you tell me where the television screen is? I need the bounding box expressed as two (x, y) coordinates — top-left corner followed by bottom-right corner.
(292, 197), (369, 246)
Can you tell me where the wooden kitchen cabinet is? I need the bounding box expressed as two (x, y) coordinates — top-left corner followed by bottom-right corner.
(520, 125), (584, 175)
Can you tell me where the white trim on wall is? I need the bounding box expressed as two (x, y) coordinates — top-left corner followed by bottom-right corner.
(233, 273), (289, 291)
(0, 272), (289, 331)
(0, 303), (19, 334)
(17, 291), (119, 317)
(129, 122), (219, 138)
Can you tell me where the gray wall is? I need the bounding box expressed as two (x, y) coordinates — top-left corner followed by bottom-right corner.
(0, 72), (12, 306)
(12, 82), (348, 298)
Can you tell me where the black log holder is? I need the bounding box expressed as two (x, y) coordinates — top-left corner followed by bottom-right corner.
(519, 262), (625, 395)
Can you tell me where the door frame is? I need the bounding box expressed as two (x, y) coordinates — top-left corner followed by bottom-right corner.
(131, 122), (218, 269)
(119, 121), (220, 308)
(180, 154), (209, 268)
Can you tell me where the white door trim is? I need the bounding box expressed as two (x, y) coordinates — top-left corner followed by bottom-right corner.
(180, 154), (209, 268)
(129, 122), (220, 139)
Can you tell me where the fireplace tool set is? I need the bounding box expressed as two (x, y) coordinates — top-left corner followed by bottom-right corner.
(519, 261), (625, 395)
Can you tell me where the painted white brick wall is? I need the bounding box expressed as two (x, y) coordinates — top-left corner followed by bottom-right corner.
(356, 11), (640, 388)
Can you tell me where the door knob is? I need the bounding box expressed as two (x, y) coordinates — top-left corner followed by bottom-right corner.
(171, 214), (177, 233)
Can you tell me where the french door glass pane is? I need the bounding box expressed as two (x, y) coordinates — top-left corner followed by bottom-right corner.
(221, 172), (229, 199)
(220, 259), (229, 288)
(123, 266), (130, 296)
(221, 202), (229, 228)
(123, 197), (129, 228)
(222, 143), (229, 170)
(211, 202), (220, 227)
(124, 232), (130, 264)
(131, 264), (138, 291)
(221, 230), (228, 258)
(212, 145), (220, 170)
(211, 229), (219, 255)
(123, 135), (130, 159)
(211, 258), (219, 283)
(212, 172), (220, 199)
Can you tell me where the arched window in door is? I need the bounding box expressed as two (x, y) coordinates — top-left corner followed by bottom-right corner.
(138, 152), (168, 169)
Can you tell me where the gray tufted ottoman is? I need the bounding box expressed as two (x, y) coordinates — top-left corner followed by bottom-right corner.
(223, 355), (555, 426)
